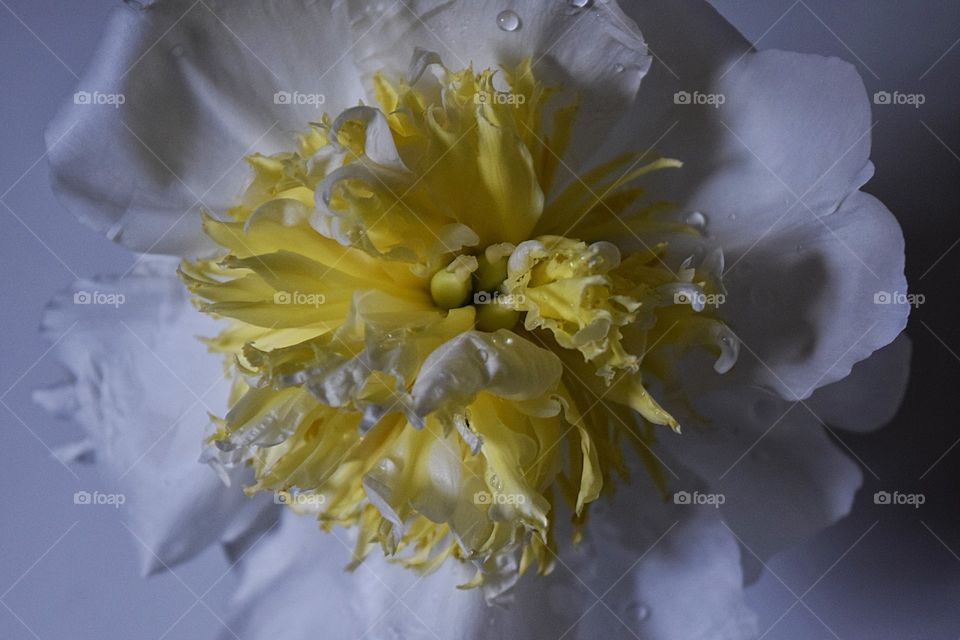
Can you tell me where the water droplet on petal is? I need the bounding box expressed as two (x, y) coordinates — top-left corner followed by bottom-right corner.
(728, 212), (738, 221)
(171, 45), (184, 57)
(497, 10), (521, 31)
(628, 603), (651, 622)
(795, 243), (804, 253)
(686, 211), (706, 229)
(613, 63), (625, 73)
(571, 0), (592, 8)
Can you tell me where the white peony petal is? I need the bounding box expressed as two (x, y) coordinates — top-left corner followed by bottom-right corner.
(608, 4), (907, 398)
(611, 5), (872, 248)
(221, 473), (756, 640)
(658, 385), (865, 581)
(600, 0), (751, 191)
(637, 49), (875, 246)
(46, 0), (366, 257)
(721, 191), (907, 399)
(806, 333), (912, 433)
(341, 0), (651, 174)
(36, 260), (276, 573)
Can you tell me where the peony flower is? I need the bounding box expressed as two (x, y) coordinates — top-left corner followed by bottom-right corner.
(38, 0), (911, 638)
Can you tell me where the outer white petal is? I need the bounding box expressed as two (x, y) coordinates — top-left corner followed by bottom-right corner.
(720, 191), (907, 399)
(613, 4), (871, 245)
(612, 4), (906, 397)
(806, 334), (912, 433)
(222, 475), (756, 640)
(657, 385), (864, 581)
(342, 0), (651, 174)
(46, 0), (366, 257)
(634, 49), (875, 244)
(35, 261), (276, 573)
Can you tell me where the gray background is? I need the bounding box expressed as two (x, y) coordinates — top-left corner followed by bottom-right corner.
(1, 1), (958, 638)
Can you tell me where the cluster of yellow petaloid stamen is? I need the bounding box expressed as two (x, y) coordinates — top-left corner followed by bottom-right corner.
(181, 55), (736, 593)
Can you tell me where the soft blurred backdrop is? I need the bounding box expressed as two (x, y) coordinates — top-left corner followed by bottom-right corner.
(1, 1), (957, 638)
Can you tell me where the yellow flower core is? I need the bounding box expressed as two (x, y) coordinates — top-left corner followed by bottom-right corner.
(181, 57), (737, 590)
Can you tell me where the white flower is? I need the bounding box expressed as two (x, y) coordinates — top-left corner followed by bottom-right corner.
(38, 1), (910, 638)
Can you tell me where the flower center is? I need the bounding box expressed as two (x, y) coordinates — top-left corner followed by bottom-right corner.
(182, 53), (737, 593)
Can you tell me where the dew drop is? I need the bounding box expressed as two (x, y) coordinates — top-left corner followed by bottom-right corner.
(795, 243), (804, 253)
(686, 211), (707, 229)
(728, 212), (738, 221)
(570, 0), (592, 7)
(496, 10), (521, 31)
(628, 603), (651, 622)
(171, 45), (184, 57)
(378, 458), (398, 474)
(613, 63), (625, 73)
(479, 350), (489, 362)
